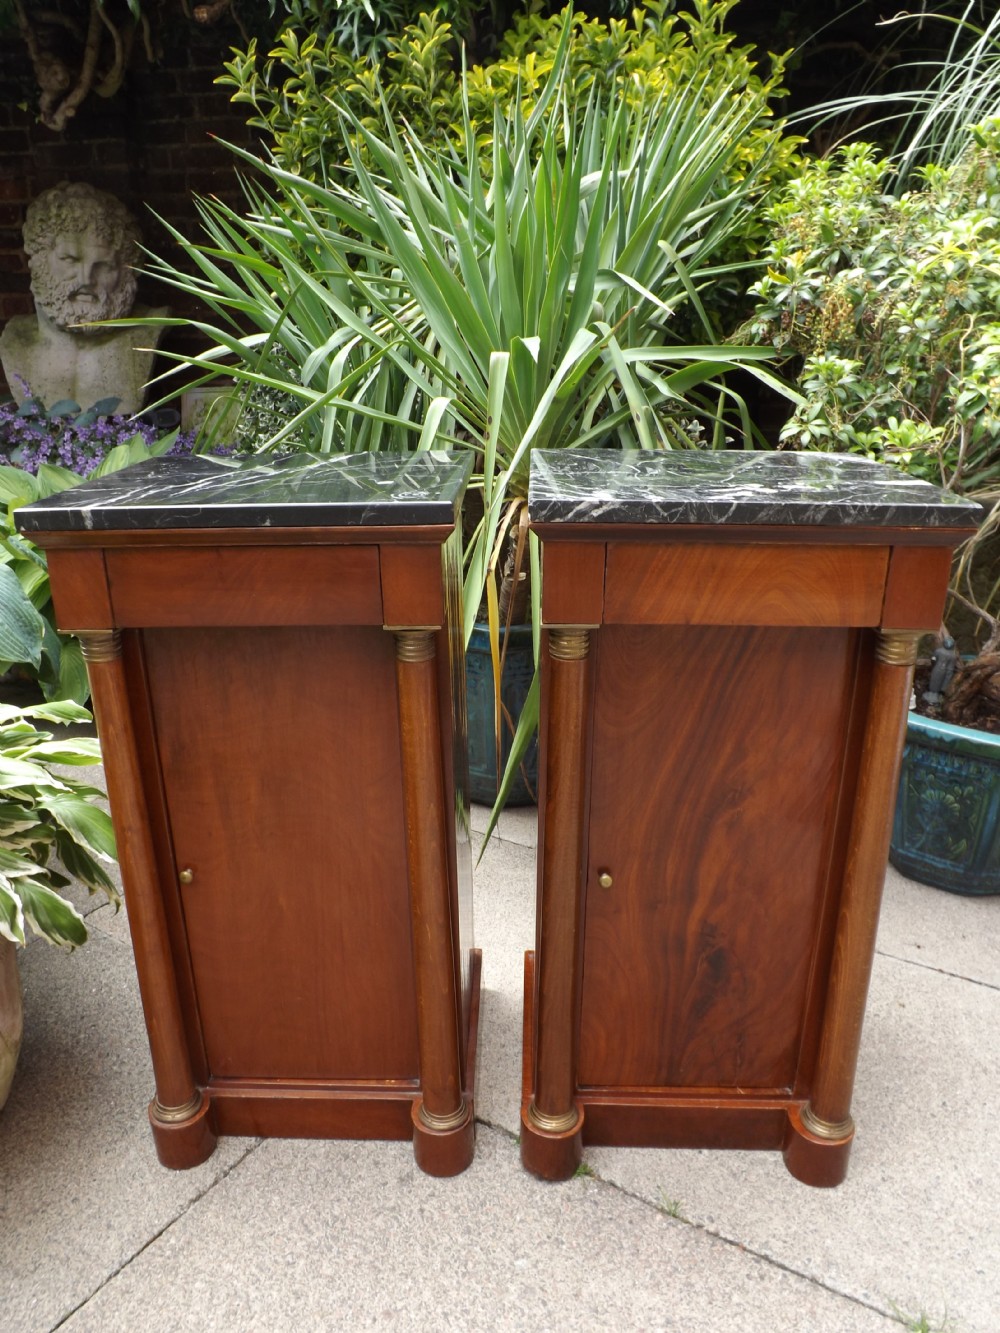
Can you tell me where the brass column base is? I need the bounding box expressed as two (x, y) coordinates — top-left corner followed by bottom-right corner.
(526, 1100), (581, 1136)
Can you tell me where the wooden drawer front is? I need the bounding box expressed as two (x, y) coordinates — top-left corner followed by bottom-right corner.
(106, 546), (383, 627)
(604, 542), (889, 627)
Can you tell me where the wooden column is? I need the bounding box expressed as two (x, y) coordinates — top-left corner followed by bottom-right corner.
(521, 626), (592, 1180)
(392, 627), (474, 1177)
(785, 629), (921, 1187)
(80, 631), (216, 1169)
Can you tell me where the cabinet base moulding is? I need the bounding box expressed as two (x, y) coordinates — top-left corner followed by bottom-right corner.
(519, 951), (852, 1184)
(152, 949), (481, 1175)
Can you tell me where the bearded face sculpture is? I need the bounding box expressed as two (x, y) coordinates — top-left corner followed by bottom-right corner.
(0, 181), (165, 414)
(24, 182), (140, 333)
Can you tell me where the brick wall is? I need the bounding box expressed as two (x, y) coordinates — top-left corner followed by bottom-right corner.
(0, 19), (263, 398)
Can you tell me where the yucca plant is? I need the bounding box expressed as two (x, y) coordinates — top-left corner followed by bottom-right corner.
(133, 10), (794, 818)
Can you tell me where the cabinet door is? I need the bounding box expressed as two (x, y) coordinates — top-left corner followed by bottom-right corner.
(142, 626), (420, 1083)
(580, 624), (862, 1093)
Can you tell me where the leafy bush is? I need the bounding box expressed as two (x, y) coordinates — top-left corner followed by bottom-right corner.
(745, 126), (1000, 488)
(221, 1), (801, 239)
(264, 0), (479, 60)
(0, 699), (118, 950)
(745, 123), (1000, 697)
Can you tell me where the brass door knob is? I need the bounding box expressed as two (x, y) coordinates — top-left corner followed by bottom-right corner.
(178, 868), (194, 885)
(598, 871), (613, 889)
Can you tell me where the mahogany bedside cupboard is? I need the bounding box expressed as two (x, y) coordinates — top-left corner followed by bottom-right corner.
(17, 452), (479, 1178)
(519, 450), (980, 1187)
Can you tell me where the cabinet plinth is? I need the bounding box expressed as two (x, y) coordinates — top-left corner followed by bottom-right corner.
(19, 454), (478, 1177)
(523, 450), (980, 1187)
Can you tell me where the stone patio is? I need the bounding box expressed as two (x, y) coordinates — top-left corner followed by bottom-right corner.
(3, 797), (997, 1332)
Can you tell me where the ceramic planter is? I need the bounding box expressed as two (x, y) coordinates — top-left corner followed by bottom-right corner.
(890, 711), (1000, 895)
(466, 623), (537, 806)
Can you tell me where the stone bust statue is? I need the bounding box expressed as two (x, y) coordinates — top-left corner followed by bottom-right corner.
(0, 182), (167, 414)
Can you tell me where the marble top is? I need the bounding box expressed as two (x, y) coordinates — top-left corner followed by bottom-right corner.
(528, 450), (983, 528)
(15, 451), (473, 533)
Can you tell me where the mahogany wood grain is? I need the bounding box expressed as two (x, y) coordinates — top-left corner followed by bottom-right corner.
(381, 544), (445, 627)
(880, 545), (954, 629)
(106, 547), (382, 627)
(531, 523), (976, 548)
(211, 1083), (416, 1141)
(782, 1105), (854, 1188)
(581, 624), (861, 1092)
(409, 946), (480, 1175)
(520, 950), (584, 1180)
(123, 632), (211, 1086)
(84, 635), (217, 1169)
(540, 542), (605, 626)
(530, 631), (592, 1124)
(32, 524), (455, 550)
(45, 548), (112, 630)
(142, 626), (421, 1083)
(393, 634), (468, 1130)
(581, 1097), (788, 1150)
(805, 649), (916, 1132)
(604, 543), (889, 627)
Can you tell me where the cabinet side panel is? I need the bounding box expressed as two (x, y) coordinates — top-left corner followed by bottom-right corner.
(142, 626), (420, 1082)
(581, 624), (859, 1091)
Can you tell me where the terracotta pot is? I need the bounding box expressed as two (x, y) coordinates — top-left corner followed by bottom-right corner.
(0, 936), (23, 1110)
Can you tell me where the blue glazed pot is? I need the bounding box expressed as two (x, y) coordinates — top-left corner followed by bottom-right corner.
(465, 623), (537, 806)
(890, 710), (1000, 895)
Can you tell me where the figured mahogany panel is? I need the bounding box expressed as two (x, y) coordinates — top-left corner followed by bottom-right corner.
(579, 623), (862, 1091)
(380, 544), (445, 627)
(541, 542), (605, 626)
(142, 625), (420, 1082)
(106, 547), (382, 627)
(46, 548), (113, 630)
(880, 545), (953, 629)
(604, 543), (888, 627)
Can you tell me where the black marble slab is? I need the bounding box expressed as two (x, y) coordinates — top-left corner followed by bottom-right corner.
(15, 451), (473, 533)
(528, 450), (983, 528)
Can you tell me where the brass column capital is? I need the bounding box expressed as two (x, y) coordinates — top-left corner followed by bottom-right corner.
(389, 628), (438, 663)
(875, 630), (922, 667)
(549, 627), (592, 661)
(79, 630), (123, 663)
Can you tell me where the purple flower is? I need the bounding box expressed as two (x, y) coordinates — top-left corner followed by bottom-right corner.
(0, 391), (227, 478)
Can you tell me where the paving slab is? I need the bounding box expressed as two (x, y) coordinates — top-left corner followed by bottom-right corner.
(60, 1126), (897, 1333)
(470, 802), (539, 849)
(470, 834), (535, 1134)
(1, 928), (253, 1333)
(879, 864), (1000, 988)
(587, 952), (1000, 1333)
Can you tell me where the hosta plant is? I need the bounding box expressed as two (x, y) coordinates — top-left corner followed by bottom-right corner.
(0, 700), (118, 950)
